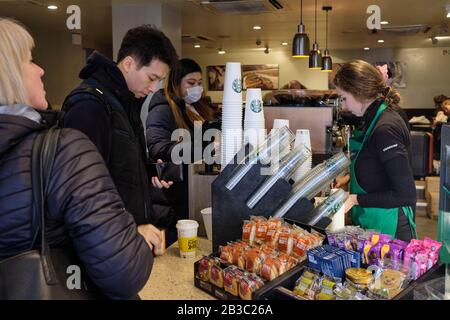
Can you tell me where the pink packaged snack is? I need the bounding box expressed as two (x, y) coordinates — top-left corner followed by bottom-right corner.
(423, 237), (442, 268)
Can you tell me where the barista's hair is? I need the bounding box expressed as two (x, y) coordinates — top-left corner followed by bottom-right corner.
(334, 60), (401, 106)
(0, 18), (35, 106)
(117, 24), (178, 69)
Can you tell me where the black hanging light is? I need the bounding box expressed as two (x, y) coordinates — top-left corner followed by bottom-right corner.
(321, 6), (333, 72)
(309, 0), (322, 69)
(292, 0), (310, 58)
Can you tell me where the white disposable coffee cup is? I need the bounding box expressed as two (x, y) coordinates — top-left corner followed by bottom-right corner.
(176, 220), (199, 258)
(273, 119), (290, 130)
(223, 62), (243, 102)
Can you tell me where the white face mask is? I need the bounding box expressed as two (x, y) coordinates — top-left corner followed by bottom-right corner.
(184, 86), (203, 104)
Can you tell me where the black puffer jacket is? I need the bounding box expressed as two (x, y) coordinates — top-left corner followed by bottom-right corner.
(0, 105), (152, 299)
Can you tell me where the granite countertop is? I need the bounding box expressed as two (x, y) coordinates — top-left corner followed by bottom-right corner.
(139, 237), (216, 300)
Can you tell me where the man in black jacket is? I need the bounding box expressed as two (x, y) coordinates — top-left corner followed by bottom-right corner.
(62, 25), (178, 250)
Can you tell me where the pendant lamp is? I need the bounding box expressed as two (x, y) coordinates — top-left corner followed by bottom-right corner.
(292, 0), (310, 58)
(321, 6), (333, 72)
(309, 0), (322, 69)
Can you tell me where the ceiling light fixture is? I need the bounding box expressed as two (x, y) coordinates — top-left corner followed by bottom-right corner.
(309, 0), (322, 69)
(47, 5), (58, 10)
(292, 0), (310, 58)
(378, 39), (385, 43)
(253, 25), (262, 30)
(282, 42), (288, 46)
(218, 49), (226, 54)
(194, 44), (201, 48)
(364, 47), (370, 50)
(321, 6), (333, 72)
(381, 21), (389, 25)
(446, 4), (450, 17)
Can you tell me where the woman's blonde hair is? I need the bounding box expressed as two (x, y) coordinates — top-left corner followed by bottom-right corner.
(0, 18), (35, 106)
(333, 60), (401, 106)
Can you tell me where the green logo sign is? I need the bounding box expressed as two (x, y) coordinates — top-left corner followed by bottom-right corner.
(250, 100), (262, 113)
(232, 78), (242, 93)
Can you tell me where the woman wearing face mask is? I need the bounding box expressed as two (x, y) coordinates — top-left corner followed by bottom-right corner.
(334, 60), (417, 241)
(146, 58), (218, 244)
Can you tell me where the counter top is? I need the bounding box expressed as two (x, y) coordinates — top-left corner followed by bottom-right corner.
(139, 237), (216, 300)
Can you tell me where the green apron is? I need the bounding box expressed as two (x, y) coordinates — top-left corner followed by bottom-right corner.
(350, 103), (417, 239)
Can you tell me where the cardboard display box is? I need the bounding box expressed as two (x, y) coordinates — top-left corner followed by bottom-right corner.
(425, 176), (440, 195)
(425, 191), (439, 220)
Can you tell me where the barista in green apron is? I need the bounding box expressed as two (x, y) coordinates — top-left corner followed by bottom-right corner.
(349, 103), (417, 239)
(333, 60), (417, 241)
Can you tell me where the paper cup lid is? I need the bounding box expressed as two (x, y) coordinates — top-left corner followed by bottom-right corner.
(176, 219), (199, 229)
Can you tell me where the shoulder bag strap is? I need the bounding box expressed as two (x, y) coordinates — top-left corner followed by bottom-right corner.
(30, 126), (61, 285)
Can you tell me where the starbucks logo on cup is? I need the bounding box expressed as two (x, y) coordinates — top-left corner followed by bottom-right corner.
(232, 78), (242, 93)
(250, 100), (262, 113)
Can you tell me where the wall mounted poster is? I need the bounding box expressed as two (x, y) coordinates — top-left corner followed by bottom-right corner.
(207, 65), (226, 91)
(207, 64), (279, 91)
(242, 64), (279, 90)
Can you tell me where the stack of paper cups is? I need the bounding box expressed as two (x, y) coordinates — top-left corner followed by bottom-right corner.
(293, 129), (313, 182)
(221, 62), (244, 167)
(244, 88), (266, 150)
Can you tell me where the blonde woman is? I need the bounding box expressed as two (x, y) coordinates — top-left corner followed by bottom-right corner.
(0, 18), (153, 299)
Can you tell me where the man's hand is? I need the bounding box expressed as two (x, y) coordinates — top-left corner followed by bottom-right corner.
(332, 174), (350, 189)
(152, 159), (174, 189)
(137, 224), (163, 251)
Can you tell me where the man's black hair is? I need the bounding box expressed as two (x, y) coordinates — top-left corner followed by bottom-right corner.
(117, 24), (178, 68)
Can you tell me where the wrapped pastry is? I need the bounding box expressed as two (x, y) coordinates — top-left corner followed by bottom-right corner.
(245, 249), (262, 275)
(265, 218), (283, 244)
(209, 263), (224, 288)
(294, 270), (321, 300)
(197, 256), (213, 282)
(369, 269), (406, 299)
(232, 242), (248, 265)
(223, 266), (244, 297)
(345, 268), (374, 286)
(255, 219), (269, 244)
(242, 220), (256, 245)
(239, 273), (264, 300)
(219, 245), (234, 264)
(266, 228), (281, 248)
(259, 244), (276, 262)
(277, 253), (289, 276)
(287, 256), (299, 271)
(292, 236), (311, 261)
(277, 225), (294, 255)
(260, 256), (280, 281)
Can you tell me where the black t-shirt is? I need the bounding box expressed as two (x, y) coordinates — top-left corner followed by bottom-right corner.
(355, 100), (416, 210)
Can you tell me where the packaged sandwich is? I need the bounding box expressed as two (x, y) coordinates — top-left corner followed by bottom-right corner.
(242, 220), (256, 245)
(219, 244), (234, 264)
(197, 256), (213, 282)
(239, 273), (264, 300)
(293, 269), (321, 300)
(223, 266), (245, 297)
(260, 255), (280, 281)
(232, 241), (249, 265)
(245, 248), (262, 275)
(254, 217), (269, 244)
(265, 217), (283, 246)
(209, 262), (224, 288)
(277, 225), (294, 255)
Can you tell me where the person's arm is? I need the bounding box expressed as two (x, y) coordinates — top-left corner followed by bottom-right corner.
(146, 104), (177, 162)
(357, 125), (416, 208)
(63, 99), (111, 163)
(46, 129), (152, 300)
